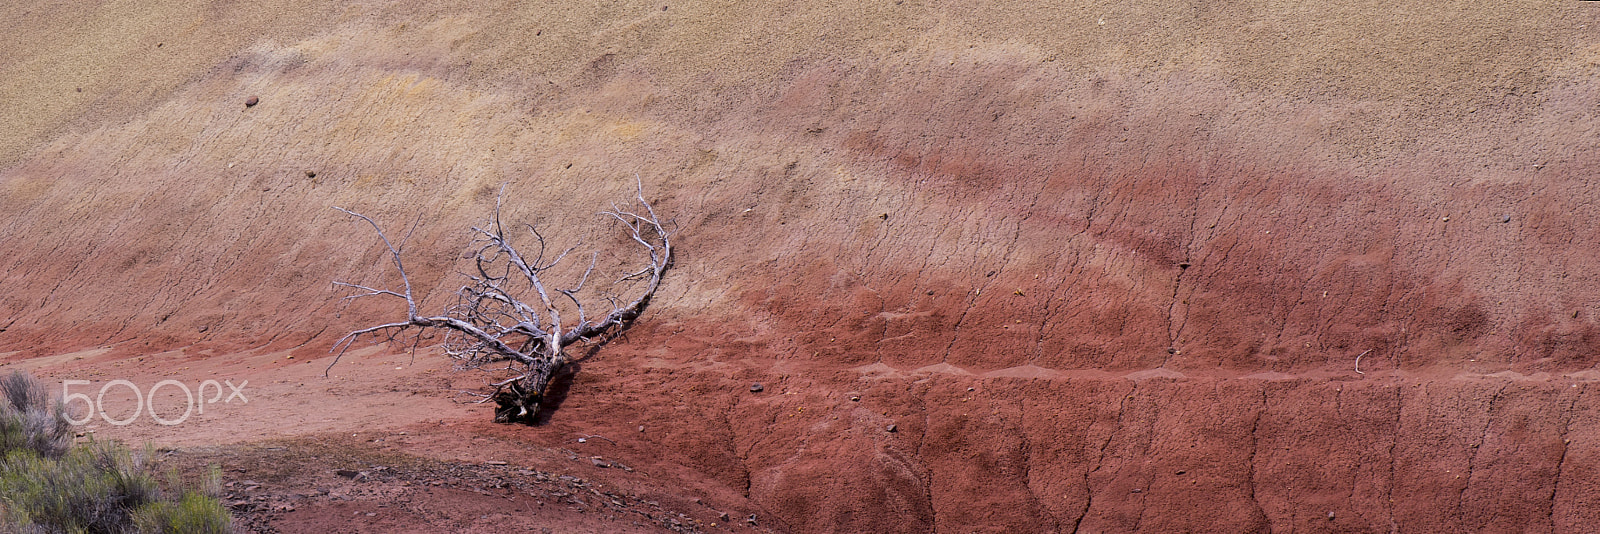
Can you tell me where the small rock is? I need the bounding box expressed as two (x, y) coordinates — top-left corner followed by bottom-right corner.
(1500, 215), (1512, 223)
(1130, 488), (1142, 494)
(747, 514), (759, 525)
(719, 512), (731, 522)
(638, 425), (646, 432)
(304, 170), (316, 178)
(244, 96), (259, 107)
(591, 458), (610, 468)
(335, 469), (360, 478)
(229, 500), (249, 507)
(850, 396), (860, 402)
(749, 383), (764, 393)
(885, 424), (898, 433)
(1327, 511), (1336, 520)
(486, 460), (508, 465)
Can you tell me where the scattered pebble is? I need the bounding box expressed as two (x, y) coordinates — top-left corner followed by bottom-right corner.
(749, 383), (764, 393)
(590, 457), (610, 468)
(305, 170), (316, 178)
(850, 396), (860, 402)
(1500, 215), (1512, 223)
(486, 460), (508, 466)
(244, 96), (259, 107)
(1327, 511), (1336, 520)
(886, 424), (898, 433)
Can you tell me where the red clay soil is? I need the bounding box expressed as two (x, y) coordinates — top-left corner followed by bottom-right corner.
(5, 0), (1600, 532)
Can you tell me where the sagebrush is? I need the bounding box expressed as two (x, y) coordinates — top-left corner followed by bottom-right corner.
(0, 371), (232, 533)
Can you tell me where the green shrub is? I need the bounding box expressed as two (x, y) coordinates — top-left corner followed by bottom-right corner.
(0, 441), (161, 531)
(131, 490), (232, 534)
(0, 372), (232, 533)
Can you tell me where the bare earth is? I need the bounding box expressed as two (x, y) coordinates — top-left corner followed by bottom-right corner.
(5, 0), (1600, 532)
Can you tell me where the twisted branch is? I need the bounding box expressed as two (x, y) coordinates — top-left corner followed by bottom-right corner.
(330, 178), (673, 423)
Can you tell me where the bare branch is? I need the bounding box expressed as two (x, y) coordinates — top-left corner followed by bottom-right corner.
(333, 207), (419, 319)
(330, 281), (409, 301)
(330, 179), (674, 424)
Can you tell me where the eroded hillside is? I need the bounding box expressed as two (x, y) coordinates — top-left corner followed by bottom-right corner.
(4, 1), (1600, 531)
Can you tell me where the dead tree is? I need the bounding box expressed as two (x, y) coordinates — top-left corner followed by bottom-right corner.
(330, 182), (672, 424)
